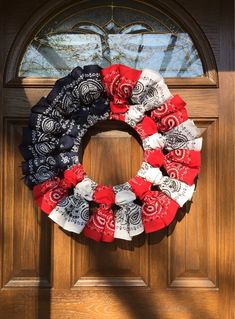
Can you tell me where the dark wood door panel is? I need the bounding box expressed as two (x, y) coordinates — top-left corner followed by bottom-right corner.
(0, 0), (234, 318)
(2, 118), (51, 289)
(1, 118), (219, 291)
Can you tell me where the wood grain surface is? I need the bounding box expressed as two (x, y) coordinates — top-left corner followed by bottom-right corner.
(0, 0), (234, 318)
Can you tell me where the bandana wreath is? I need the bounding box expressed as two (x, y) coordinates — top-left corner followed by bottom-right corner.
(19, 64), (202, 242)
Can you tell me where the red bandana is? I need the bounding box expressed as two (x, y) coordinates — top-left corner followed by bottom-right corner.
(33, 164), (85, 214)
(128, 176), (152, 199)
(144, 149), (201, 185)
(83, 185), (115, 242)
(151, 95), (186, 120)
(141, 191), (179, 233)
(101, 64), (141, 114)
(134, 117), (158, 139)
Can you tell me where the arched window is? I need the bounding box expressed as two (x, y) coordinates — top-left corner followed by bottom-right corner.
(5, 0), (217, 86)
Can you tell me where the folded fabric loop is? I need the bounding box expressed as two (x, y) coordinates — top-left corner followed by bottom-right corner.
(112, 182), (132, 193)
(143, 132), (166, 150)
(31, 97), (62, 120)
(74, 177), (97, 201)
(144, 149), (165, 167)
(21, 152), (79, 176)
(131, 69), (163, 104)
(76, 65), (104, 105)
(137, 162), (163, 185)
(101, 64), (120, 96)
(118, 64), (142, 99)
(101, 64), (141, 114)
(141, 190), (179, 233)
(101, 64), (141, 100)
(22, 128), (74, 149)
(69, 97), (109, 124)
(33, 176), (69, 214)
(92, 185), (116, 206)
(29, 113), (79, 137)
(90, 97), (110, 116)
(109, 112), (126, 122)
(47, 65), (102, 112)
(49, 193), (90, 234)
(33, 179), (68, 214)
(125, 104), (145, 127)
(151, 94), (186, 120)
(83, 203), (115, 242)
(163, 150), (201, 185)
(142, 120), (201, 151)
(36, 181), (68, 214)
(19, 134), (74, 160)
(33, 176), (61, 200)
(163, 119), (201, 150)
(131, 69), (172, 109)
(143, 148), (200, 185)
(63, 163), (85, 187)
(109, 101), (129, 114)
(165, 149), (201, 168)
(83, 185), (116, 242)
(114, 202), (143, 240)
(56, 87), (81, 115)
(115, 190), (136, 205)
(32, 164), (85, 214)
(173, 137), (203, 151)
(22, 128), (57, 145)
(163, 159), (200, 185)
(129, 175), (152, 199)
(29, 113), (65, 135)
(24, 170), (58, 189)
(156, 108), (188, 132)
(114, 188), (144, 240)
(141, 78), (172, 111)
(68, 100), (109, 138)
(109, 105), (146, 127)
(69, 65), (84, 79)
(133, 116), (158, 139)
(47, 72), (78, 105)
(158, 176), (195, 207)
(135, 161), (195, 207)
(70, 107), (90, 122)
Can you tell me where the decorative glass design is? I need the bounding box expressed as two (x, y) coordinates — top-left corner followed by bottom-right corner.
(18, 4), (204, 78)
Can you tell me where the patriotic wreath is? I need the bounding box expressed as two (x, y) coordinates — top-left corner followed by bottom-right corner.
(19, 64), (202, 242)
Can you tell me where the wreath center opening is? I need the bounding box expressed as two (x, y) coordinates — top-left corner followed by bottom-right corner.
(81, 120), (144, 185)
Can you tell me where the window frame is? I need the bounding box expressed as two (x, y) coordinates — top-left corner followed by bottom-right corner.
(3, 0), (218, 88)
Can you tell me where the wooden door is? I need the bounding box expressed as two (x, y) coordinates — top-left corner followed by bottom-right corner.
(0, 1), (234, 319)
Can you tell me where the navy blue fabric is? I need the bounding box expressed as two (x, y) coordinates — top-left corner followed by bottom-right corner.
(20, 64), (110, 188)
(19, 135), (74, 160)
(22, 152), (78, 175)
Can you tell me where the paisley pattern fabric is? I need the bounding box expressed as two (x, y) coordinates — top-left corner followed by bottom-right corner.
(19, 64), (202, 242)
(83, 185), (116, 242)
(32, 163), (85, 213)
(141, 191), (179, 233)
(49, 194), (90, 234)
(48, 177), (96, 233)
(20, 65), (107, 189)
(114, 184), (144, 240)
(143, 149), (201, 185)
